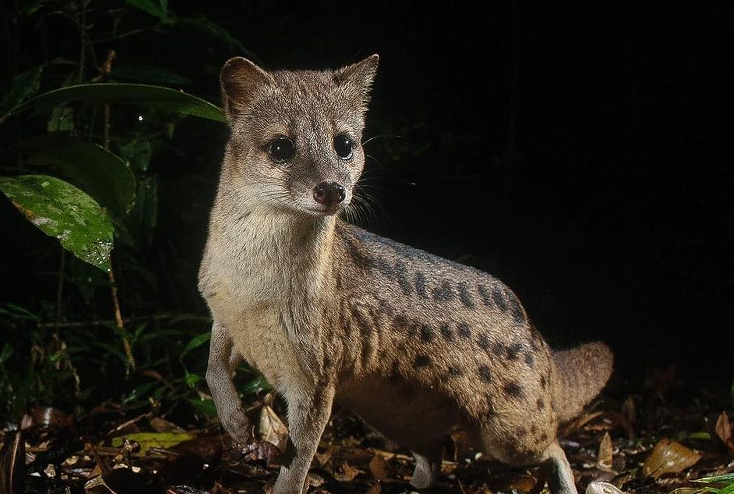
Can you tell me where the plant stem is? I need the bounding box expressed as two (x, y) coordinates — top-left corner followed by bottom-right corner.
(108, 266), (136, 371)
(54, 247), (66, 333)
(103, 89), (135, 370)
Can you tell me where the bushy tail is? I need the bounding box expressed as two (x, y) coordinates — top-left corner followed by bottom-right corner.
(552, 342), (613, 423)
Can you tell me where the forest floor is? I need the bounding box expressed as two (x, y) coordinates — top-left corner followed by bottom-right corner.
(1, 369), (733, 494)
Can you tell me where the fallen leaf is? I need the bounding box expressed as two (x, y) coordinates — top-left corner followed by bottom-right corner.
(0, 431), (24, 494)
(641, 439), (702, 478)
(314, 448), (332, 467)
(258, 405), (288, 452)
(586, 480), (629, 494)
(597, 432), (613, 470)
(368, 453), (388, 480)
(336, 460), (362, 482)
(714, 411), (734, 453)
(365, 482), (382, 494)
(96, 467), (162, 494)
(150, 417), (185, 433)
(110, 432), (194, 454)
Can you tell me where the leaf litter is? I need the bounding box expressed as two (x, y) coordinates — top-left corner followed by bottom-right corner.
(1, 372), (733, 494)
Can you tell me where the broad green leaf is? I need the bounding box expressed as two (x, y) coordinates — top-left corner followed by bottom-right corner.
(0, 65), (42, 114)
(111, 431), (193, 454)
(124, 0), (169, 20)
(10, 134), (135, 213)
(4, 83), (225, 122)
(110, 65), (192, 86)
(0, 175), (113, 271)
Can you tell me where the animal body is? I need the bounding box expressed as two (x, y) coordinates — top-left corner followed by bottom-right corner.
(199, 54), (613, 494)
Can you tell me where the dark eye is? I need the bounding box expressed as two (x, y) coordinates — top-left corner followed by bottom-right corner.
(334, 134), (354, 159)
(268, 136), (295, 163)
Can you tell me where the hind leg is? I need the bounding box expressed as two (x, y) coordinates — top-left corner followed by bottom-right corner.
(410, 439), (443, 489)
(543, 442), (577, 494)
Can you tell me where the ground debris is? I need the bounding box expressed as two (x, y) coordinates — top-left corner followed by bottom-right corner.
(2, 372), (733, 494)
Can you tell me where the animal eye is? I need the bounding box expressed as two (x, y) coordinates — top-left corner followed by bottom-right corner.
(333, 134), (354, 159)
(268, 136), (295, 163)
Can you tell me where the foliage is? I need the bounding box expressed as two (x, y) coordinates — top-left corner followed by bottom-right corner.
(0, 0), (264, 422)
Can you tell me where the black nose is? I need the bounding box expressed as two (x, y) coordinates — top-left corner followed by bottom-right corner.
(313, 182), (346, 207)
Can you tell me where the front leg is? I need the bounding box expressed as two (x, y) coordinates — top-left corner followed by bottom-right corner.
(206, 320), (252, 449)
(273, 383), (335, 494)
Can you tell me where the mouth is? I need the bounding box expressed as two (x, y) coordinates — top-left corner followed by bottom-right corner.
(304, 204), (344, 216)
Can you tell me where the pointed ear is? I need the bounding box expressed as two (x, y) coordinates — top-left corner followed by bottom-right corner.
(333, 54), (379, 102)
(220, 57), (274, 118)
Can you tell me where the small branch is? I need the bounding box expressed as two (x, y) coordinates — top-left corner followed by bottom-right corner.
(108, 267), (136, 371)
(54, 247), (66, 333)
(34, 313), (200, 329)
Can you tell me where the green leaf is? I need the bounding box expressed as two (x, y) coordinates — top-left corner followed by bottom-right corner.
(10, 134), (135, 213)
(0, 343), (13, 363)
(69, 255), (107, 304)
(122, 380), (159, 405)
(189, 397), (217, 418)
(240, 374), (271, 396)
(184, 371), (202, 388)
(4, 83), (225, 122)
(124, 0), (169, 20)
(180, 332), (211, 359)
(0, 175), (113, 271)
(695, 474), (734, 484)
(110, 65), (192, 86)
(46, 105), (74, 132)
(175, 17), (248, 54)
(111, 431), (193, 454)
(0, 65), (43, 114)
(118, 138), (152, 172)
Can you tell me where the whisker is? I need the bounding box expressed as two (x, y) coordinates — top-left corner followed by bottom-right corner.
(362, 134), (402, 146)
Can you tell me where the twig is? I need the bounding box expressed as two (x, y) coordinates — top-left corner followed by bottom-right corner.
(108, 263), (136, 371)
(54, 247), (66, 333)
(34, 312), (198, 329)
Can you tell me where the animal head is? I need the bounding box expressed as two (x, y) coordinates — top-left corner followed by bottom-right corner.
(220, 55), (379, 217)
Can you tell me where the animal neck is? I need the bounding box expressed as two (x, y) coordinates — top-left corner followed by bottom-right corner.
(214, 183), (337, 276)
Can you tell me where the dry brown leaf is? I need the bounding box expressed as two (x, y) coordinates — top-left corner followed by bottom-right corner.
(150, 417), (185, 433)
(641, 439), (702, 478)
(368, 453), (388, 480)
(597, 432), (613, 470)
(586, 480), (629, 494)
(336, 460), (362, 482)
(314, 448), (332, 467)
(258, 404), (288, 452)
(714, 411), (734, 453)
(364, 483), (382, 494)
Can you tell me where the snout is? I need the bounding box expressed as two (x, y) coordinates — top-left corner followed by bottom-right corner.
(312, 181), (346, 211)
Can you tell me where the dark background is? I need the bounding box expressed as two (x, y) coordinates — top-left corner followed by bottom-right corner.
(1, 2), (732, 388)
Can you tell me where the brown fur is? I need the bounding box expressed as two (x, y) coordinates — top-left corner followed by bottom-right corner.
(199, 55), (613, 494)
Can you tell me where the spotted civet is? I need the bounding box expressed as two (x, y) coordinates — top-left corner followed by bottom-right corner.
(198, 55), (613, 494)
